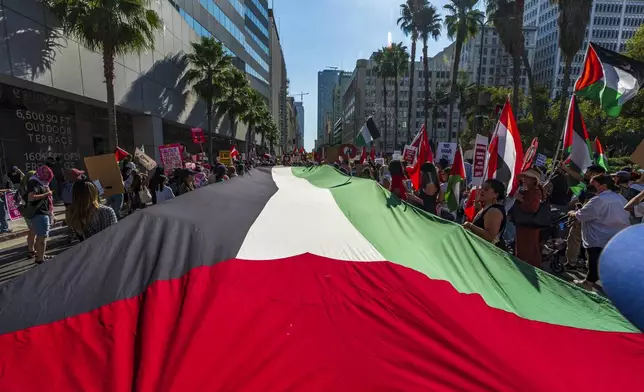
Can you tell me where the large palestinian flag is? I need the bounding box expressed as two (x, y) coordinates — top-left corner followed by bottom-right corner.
(0, 167), (642, 391)
(575, 42), (644, 117)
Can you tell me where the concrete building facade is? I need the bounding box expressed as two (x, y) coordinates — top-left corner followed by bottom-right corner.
(316, 69), (351, 149)
(0, 0), (283, 173)
(294, 101), (304, 149)
(341, 47), (459, 153)
(524, 0), (644, 96)
(459, 26), (537, 91)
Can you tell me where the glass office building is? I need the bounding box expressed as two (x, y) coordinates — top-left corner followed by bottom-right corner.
(0, 0), (279, 173)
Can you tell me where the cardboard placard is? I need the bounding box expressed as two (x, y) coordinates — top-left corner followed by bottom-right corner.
(134, 147), (157, 171)
(84, 154), (125, 198)
(630, 139), (644, 168)
(437, 142), (457, 164)
(472, 134), (488, 186)
(191, 127), (206, 144)
(3, 191), (22, 220)
(158, 144), (184, 175)
(219, 151), (231, 167)
(402, 145), (417, 163)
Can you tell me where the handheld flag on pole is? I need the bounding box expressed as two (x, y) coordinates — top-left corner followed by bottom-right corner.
(595, 137), (609, 172)
(230, 145), (240, 160)
(486, 99), (524, 196)
(115, 147), (129, 162)
(355, 117), (381, 147)
(575, 42), (644, 117)
(370, 144), (376, 161)
(563, 96), (593, 195)
(445, 146), (466, 213)
(408, 125), (432, 191)
(359, 147), (367, 164)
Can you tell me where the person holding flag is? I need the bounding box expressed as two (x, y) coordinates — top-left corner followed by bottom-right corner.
(407, 162), (441, 215)
(514, 167), (545, 268)
(444, 147), (466, 220)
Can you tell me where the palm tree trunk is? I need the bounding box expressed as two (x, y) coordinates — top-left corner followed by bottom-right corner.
(423, 40), (429, 139)
(522, 51), (539, 125)
(103, 46), (118, 151)
(407, 38), (417, 141)
(512, 54), (521, 116)
(447, 33), (463, 143)
(556, 57), (573, 144)
(394, 75), (399, 150)
(383, 77), (388, 154)
(207, 99), (213, 164)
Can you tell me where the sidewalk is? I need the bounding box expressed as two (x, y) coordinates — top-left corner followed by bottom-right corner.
(0, 204), (67, 243)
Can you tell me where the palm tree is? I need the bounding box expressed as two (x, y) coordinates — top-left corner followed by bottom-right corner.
(220, 68), (251, 141)
(185, 37), (233, 162)
(444, 0), (483, 141)
(43, 0), (161, 152)
(263, 119), (279, 155)
(241, 90), (268, 158)
(486, 0), (534, 120)
(389, 42), (410, 150)
(551, 0), (594, 134)
(398, 0), (429, 141)
(373, 47), (393, 153)
(416, 5), (442, 138)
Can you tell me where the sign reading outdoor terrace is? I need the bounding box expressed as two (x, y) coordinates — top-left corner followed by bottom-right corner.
(0, 84), (80, 172)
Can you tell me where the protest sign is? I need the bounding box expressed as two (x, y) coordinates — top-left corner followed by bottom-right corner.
(374, 157), (385, 166)
(4, 191), (22, 220)
(392, 150), (402, 161)
(219, 151), (231, 167)
(158, 144), (184, 175)
(92, 180), (105, 196)
(522, 137), (539, 171)
(437, 142), (457, 164)
(84, 154), (125, 198)
(472, 134), (488, 186)
(535, 153), (547, 168)
(191, 128), (206, 144)
(631, 139), (644, 168)
(402, 145), (417, 163)
(134, 147), (157, 171)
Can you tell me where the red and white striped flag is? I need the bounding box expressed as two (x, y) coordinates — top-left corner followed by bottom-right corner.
(486, 99), (523, 196)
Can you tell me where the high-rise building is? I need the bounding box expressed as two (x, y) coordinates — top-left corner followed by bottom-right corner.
(316, 69), (351, 149)
(294, 101), (304, 149)
(459, 26), (537, 90)
(268, 8), (287, 156)
(524, 0), (644, 96)
(286, 96), (297, 152)
(0, 0), (279, 172)
(341, 48), (459, 152)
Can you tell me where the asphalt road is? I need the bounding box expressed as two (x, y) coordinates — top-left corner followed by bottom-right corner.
(0, 227), (74, 284)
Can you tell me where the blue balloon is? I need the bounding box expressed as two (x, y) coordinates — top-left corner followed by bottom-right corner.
(601, 224), (644, 331)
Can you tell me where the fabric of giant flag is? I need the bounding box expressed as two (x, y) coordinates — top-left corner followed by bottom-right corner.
(1, 166), (643, 391)
(575, 42), (644, 117)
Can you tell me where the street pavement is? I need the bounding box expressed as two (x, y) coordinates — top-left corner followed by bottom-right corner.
(0, 227), (73, 284)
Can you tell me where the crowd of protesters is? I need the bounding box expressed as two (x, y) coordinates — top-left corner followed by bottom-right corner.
(1, 151), (265, 265)
(323, 153), (643, 291)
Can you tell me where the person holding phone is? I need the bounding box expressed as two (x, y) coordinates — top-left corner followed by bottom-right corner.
(25, 166), (55, 264)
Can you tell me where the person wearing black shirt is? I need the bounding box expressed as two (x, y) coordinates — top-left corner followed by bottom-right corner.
(26, 166), (54, 264)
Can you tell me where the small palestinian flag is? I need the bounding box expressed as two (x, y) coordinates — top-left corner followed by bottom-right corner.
(230, 145), (240, 159)
(575, 42), (644, 117)
(595, 137), (609, 172)
(445, 146), (465, 212)
(115, 146), (129, 162)
(563, 96), (593, 195)
(486, 99), (524, 196)
(1, 167), (642, 390)
(355, 116), (381, 146)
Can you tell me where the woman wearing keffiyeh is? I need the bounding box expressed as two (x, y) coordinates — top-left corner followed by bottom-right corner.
(26, 165), (55, 264)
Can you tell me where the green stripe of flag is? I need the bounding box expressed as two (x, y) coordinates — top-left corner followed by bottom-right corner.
(292, 166), (637, 333)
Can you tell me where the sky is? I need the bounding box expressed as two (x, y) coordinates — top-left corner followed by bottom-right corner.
(272, 0), (454, 151)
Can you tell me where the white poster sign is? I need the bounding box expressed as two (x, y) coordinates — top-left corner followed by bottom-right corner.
(472, 134), (488, 186)
(392, 150), (402, 161)
(135, 147), (157, 171)
(437, 142), (457, 164)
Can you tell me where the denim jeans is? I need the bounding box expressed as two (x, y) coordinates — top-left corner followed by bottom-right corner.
(106, 193), (124, 220)
(0, 196), (9, 232)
